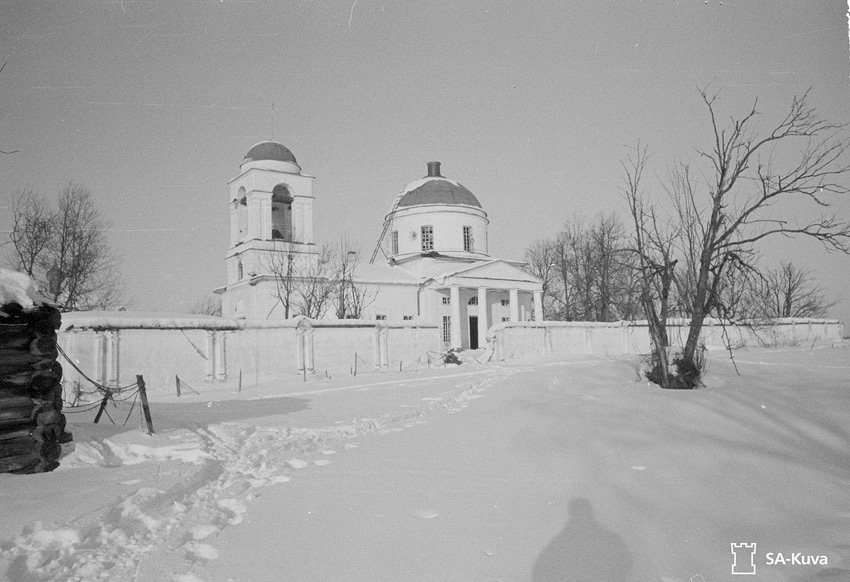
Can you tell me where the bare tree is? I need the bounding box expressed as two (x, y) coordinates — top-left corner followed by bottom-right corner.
(622, 145), (680, 387)
(187, 295), (222, 316)
(294, 245), (336, 319)
(7, 184), (127, 310)
(266, 243), (299, 318)
(333, 237), (376, 319)
(755, 261), (838, 319)
(525, 213), (639, 322)
(623, 87), (850, 388)
(524, 239), (558, 320)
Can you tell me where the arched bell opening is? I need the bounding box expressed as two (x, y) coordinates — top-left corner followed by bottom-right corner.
(271, 184), (293, 241)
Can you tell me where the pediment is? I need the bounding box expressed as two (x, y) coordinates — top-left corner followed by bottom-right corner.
(434, 260), (542, 285)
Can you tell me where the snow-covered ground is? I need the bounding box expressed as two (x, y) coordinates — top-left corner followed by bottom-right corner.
(1, 345), (849, 582)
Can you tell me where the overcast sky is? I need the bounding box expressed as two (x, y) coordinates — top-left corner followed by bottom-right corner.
(1, 0), (849, 323)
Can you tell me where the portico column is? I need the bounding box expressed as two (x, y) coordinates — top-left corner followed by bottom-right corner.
(509, 288), (520, 322)
(477, 287), (489, 348)
(450, 285), (462, 349)
(533, 290), (544, 322)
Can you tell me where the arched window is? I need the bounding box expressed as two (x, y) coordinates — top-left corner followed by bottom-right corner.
(468, 296), (478, 305)
(237, 261), (244, 280)
(271, 184), (293, 241)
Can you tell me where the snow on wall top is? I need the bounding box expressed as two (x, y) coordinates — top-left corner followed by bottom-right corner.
(0, 268), (46, 312)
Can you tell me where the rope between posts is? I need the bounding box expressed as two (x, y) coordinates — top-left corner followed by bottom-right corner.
(56, 343), (137, 395)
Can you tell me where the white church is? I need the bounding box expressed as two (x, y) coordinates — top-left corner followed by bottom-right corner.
(217, 141), (543, 350)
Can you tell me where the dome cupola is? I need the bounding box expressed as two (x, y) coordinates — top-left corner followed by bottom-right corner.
(240, 141), (301, 174)
(381, 162), (489, 261)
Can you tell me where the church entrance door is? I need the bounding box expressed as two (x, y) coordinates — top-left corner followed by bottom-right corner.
(468, 316), (479, 349)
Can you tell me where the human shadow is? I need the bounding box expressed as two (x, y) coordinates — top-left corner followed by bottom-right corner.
(531, 497), (634, 582)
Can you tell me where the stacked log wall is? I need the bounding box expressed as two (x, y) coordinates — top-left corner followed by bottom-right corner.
(0, 303), (70, 474)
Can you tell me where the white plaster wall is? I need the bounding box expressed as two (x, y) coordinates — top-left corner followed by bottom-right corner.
(58, 318), (441, 400)
(491, 319), (845, 361)
(391, 205), (489, 257)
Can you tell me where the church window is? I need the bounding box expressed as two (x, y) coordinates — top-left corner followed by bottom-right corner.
(442, 296), (451, 305)
(463, 226), (473, 252)
(442, 316), (451, 343)
(376, 314), (387, 321)
(391, 230), (399, 255)
(501, 298), (510, 307)
(468, 296), (478, 305)
(403, 315), (413, 321)
(237, 261), (244, 280)
(421, 225), (434, 251)
(502, 316), (510, 322)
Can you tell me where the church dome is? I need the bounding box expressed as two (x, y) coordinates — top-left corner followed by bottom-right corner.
(243, 141), (298, 165)
(397, 162), (482, 209)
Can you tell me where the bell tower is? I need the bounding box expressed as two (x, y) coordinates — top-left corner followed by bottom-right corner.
(221, 141), (317, 319)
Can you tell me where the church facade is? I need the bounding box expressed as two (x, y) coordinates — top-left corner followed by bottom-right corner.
(217, 142), (543, 350)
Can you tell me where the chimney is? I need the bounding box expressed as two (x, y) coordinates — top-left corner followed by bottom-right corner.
(426, 161), (442, 178)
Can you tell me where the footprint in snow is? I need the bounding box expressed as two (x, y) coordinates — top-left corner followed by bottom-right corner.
(191, 524), (219, 540)
(185, 541), (219, 561)
(217, 499), (247, 525)
(286, 458), (309, 469)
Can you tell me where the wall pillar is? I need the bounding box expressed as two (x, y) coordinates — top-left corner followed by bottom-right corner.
(509, 288), (520, 322)
(304, 327), (314, 373)
(379, 326), (389, 370)
(533, 290), (543, 322)
(477, 286), (489, 349)
(296, 327), (305, 373)
(205, 331), (215, 381)
(94, 332), (107, 386)
(450, 285), (462, 349)
(373, 327), (382, 370)
(106, 330), (120, 387)
(214, 331), (227, 381)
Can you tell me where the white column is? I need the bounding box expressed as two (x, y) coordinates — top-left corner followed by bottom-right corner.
(304, 202), (314, 244)
(477, 287), (488, 348)
(450, 285), (462, 349)
(293, 201), (304, 243)
(229, 200), (239, 246)
(533, 290), (543, 322)
(509, 289), (519, 322)
(246, 192), (262, 240)
(259, 193), (272, 240)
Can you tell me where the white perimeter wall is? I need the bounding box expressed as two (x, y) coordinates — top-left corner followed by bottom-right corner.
(490, 318), (845, 361)
(58, 314), (441, 399)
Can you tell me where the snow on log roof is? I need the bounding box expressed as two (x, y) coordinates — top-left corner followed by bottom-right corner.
(0, 268), (48, 313)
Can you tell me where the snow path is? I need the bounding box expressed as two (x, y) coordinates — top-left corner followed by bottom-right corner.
(0, 365), (516, 582)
